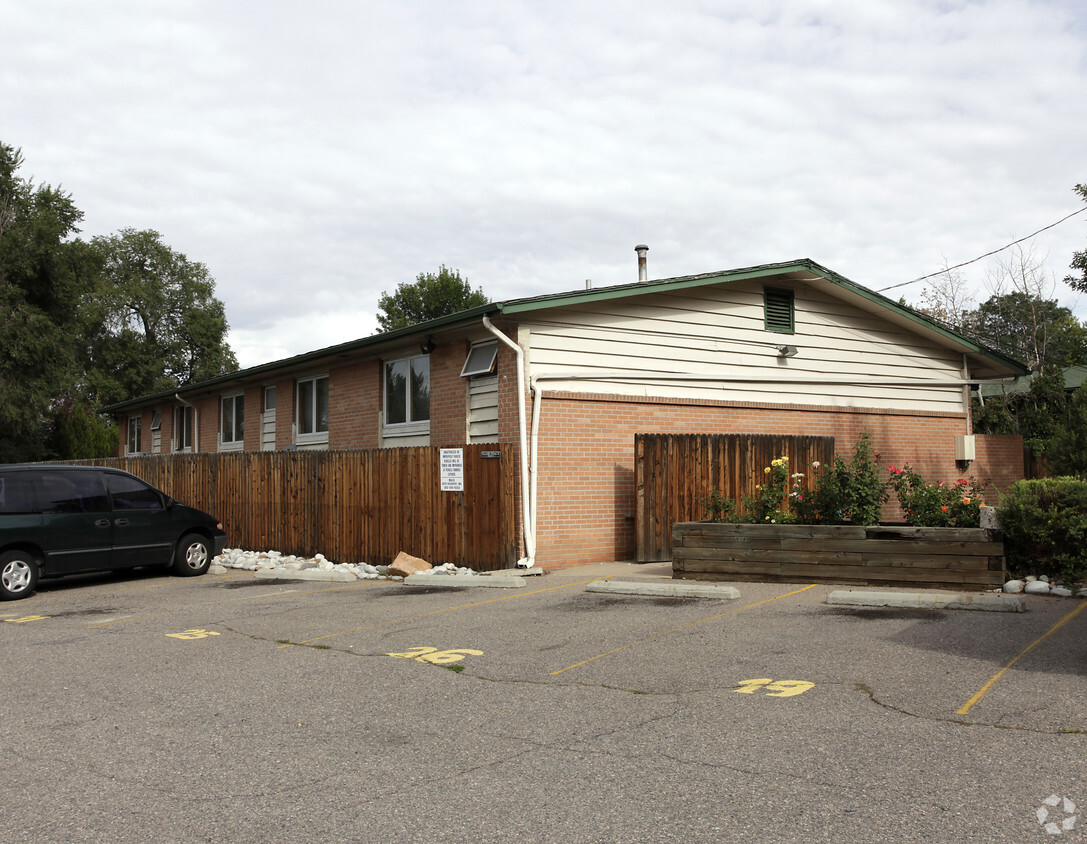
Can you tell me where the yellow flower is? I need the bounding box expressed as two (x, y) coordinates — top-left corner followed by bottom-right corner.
(764, 467), (771, 474)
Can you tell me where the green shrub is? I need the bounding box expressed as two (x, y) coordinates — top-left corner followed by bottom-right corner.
(998, 477), (1087, 583)
(886, 465), (988, 527)
(699, 488), (738, 523)
(741, 455), (794, 523)
(698, 435), (888, 526)
(791, 434), (886, 525)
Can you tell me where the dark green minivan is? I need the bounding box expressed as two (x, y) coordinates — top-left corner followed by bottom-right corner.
(0, 465), (227, 600)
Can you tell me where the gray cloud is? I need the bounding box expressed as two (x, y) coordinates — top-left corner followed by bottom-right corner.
(6, 0), (1086, 367)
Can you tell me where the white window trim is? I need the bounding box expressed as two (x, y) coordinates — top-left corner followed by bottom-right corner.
(220, 393), (244, 451)
(127, 415), (142, 454)
(174, 405), (194, 453)
(460, 341), (498, 377)
(383, 353), (431, 436)
(295, 374), (330, 445)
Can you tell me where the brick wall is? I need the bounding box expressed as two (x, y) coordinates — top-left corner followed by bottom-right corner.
(329, 361), (381, 449)
(529, 391), (1025, 569)
(428, 340), (469, 447)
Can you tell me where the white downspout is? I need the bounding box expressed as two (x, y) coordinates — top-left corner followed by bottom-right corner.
(482, 317), (535, 567)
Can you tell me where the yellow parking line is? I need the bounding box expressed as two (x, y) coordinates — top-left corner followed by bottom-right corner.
(549, 584), (818, 675)
(957, 601), (1087, 716)
(276, 578), (601, 648)
(83, 616), (156, 628)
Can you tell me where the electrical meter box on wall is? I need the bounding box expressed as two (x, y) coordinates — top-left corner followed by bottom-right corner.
(955, 434), (976, 462)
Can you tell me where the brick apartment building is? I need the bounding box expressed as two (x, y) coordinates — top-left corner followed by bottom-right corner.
(104, 258), (1029, 570)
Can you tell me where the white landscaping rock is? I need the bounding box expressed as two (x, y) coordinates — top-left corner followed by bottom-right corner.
(1003, 580), (1025, 593)
(1050, 587), (1074, 597)
(212, 547), (480, 584)
(1024, 580), (1052, 595)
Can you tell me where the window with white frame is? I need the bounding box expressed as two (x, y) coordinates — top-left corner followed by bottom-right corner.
(175, 406), (193, 451)
(460, 341), (497, 378)
(296, 376), (329, 438)
(384, 354), (430, 425)
(221, 394), (244, 446)
(127, 416), (142, 454)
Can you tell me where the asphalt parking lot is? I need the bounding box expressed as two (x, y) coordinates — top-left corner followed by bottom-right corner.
(2, 565), (1085, 843)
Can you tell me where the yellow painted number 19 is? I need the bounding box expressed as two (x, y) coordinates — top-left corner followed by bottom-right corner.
(734, 678), (814, 697)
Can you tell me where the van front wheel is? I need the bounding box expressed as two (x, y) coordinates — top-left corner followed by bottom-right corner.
(0, 551), (39, 600)
(172, 534), (211, 576)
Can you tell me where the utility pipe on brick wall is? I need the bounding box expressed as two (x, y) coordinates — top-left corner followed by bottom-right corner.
(482, 317), (535, 568)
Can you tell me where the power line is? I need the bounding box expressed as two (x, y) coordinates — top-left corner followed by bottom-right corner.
(876, 205), (1087, 293)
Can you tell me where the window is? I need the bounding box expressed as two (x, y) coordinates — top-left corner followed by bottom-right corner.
(297, 376), (329, 437)
(385, 355), (430, 425)
(106, 473), (164, 511)
(0, 473), (38, 515)
(175, 406), (193, 451)
(460, 342), (498, 378)
(39, 471), (109, 514)
(764, 287), (795, 334)
(127, 416), (142, 454)
(264, 386), (276, 412)
(150, 411), (162, 431)
(221, 394), (244, 445)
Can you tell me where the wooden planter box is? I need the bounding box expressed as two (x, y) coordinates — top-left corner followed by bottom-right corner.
(671, 522), (1006, 590)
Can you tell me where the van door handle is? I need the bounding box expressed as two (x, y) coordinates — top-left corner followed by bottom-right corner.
(95, 519), (111, 528)
(113, 518), (129, 526)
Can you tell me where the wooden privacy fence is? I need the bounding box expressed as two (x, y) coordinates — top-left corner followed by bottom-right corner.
(73, 445), (518, 570)
(635, 433), (837, 562)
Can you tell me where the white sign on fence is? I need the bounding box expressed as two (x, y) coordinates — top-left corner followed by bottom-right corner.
(440, 448), (464, 492)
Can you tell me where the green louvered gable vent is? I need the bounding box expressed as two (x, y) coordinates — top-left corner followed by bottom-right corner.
(764, 287), (795, 334)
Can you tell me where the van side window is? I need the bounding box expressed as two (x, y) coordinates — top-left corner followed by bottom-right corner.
(39, 471), (109, 514)
(106, 474), (165, 511)
(0, 474), (39, 514)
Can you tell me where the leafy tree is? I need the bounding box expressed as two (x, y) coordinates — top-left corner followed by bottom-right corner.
(0, 143), (92, 461)
(0, 142), (238, 460)
(82, 228), (238, 405)
(964, 292), (1087, 371)
(1046, 384), (1087, 477)
(973, 369), (1069, 455)
(1066, 183), (1087, 293)
(376, 265), (488, 332)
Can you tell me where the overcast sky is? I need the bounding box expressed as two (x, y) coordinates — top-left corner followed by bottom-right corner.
(6, 0), (1086, 369)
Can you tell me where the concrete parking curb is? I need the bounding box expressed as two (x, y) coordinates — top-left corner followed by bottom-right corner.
(254, 568), (358, 582)
(403, 574), (526, 589)
(827, 589), (1026, 612)
(586, 580), (741, 600)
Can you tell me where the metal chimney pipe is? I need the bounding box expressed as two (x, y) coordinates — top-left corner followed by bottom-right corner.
(635, 244), (648, 282)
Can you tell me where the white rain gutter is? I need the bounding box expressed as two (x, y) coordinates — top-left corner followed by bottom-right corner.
(174, 393), (198, 452)
(482, 317), (535, 568)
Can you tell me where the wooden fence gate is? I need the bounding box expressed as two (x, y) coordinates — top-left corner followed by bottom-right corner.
(71, 445), (518, 570)
(635, 433), (836, 562)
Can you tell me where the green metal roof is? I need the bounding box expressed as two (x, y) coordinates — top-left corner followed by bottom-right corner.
(101, 257), (1029, 413)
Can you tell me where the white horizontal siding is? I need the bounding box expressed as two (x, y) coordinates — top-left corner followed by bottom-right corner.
(521, 279), (968, 413)
(468, 375), (499, 442)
